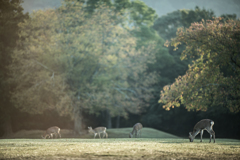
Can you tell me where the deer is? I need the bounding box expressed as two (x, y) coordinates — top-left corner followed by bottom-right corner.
(129, 123), (143, 138)
(41, 126), (61, 139)
(88, 126), (108, 139)
(189, 119), (215, 143)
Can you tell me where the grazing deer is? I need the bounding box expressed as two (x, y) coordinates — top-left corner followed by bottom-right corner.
(129, 123), (143, 138)
(88, 126), (108, 139)
(42, 126), (61, 139)
(189, 119), (215, 143)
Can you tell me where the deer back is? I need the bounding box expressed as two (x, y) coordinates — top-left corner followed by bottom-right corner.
(46, 126), (60, 134)
(133, 123), (143, 131)
(94, 127), (106, 133)
(193, 119), (214, 131)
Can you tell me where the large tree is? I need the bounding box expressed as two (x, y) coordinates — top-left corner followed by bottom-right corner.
(10, 1), (157, 133)
(159, 17), (240, 113)
(10, 9), (72, 118)
(142, 7), (237, 135)
(0, 0), (28, 137)
(56, 1), (157, 130)
(141, 7), (215, 130)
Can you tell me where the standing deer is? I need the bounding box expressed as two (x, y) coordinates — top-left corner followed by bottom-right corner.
(88, 126), (108, 139)
(129, 123), (143, 138)
(189, 119), (215, 143)
(42, 126), (61, 139)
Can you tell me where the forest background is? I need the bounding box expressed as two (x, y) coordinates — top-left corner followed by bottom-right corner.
(0, 0), (239, 139)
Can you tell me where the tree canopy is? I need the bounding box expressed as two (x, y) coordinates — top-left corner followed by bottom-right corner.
(9, 1), (158, 132)
(159, 17), (240, 113)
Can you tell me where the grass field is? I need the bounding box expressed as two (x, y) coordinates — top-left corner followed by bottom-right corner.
(0, 128), (240, 159)
(10, 127), (178, 139)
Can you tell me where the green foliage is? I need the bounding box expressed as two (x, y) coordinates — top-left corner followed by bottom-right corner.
(130, 0), (157, 27)
(84, 0), (112, 14)
(153, 6), (214, 40)
(58, 2), (157, 118)
(10, 1), (158, 122)
(9, 9), (72, 116)
(181, 6), (215, 28)
(151, 7), (216, 85)
(153, 10), (182, 40)
(0, 0), (28, 124)
(159, 18), (240, 113)
(144, 7), (238, 136)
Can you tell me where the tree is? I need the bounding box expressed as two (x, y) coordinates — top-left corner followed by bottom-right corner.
(159, 17), (240, 113)
(142, 7), (237, 134)
(56, 1), (157, 130)
(10, 1), (157, 133)
(9, 9), (73, 127)
(151, 7), (216, 90)
(0, 0), (28, 137)
(130, 0), (157, 27)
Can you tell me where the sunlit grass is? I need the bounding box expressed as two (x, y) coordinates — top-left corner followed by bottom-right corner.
(0, 138), (240, 159)
(11, 127), (178, 139)
(107, 127), (178, 138)
(1, 128), (240, 159)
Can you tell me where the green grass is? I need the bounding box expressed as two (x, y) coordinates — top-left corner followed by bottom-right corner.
(107, 127), (178, 138)
(1, 128), (240, 159)
(11, 127), (178, 139)
(0, 138), (240, 159)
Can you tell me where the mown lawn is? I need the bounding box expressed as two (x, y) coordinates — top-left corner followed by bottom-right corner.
(0, 138), (240, 160)
(10, 127), (178, 139)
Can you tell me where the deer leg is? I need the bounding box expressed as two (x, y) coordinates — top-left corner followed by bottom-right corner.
(209, 134), (212, 143)
(206, 129), (212, 143)
(213, 133), (215, 143)
(103, 132), (106, 138)
(206, 128), (215, 143)
(137, 130), (140, 138)
(94, 133), (97, 139)
(200, 130), (204, 142)
(58, 133), (61, 138)
(98, 133), (101, 139)
(210, 130), (215, 143)
(50, 134), (53, 139)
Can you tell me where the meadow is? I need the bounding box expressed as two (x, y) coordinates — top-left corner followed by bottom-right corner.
(0, 128), (240, 159)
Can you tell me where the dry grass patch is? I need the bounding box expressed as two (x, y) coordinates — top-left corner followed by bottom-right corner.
(0, 138), (240, 159)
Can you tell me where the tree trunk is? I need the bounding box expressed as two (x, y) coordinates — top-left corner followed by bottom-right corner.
(2, 116), (13, 138)
(116, 115), (120, 128)
(106, 110), (112, 129)
(73, 107), (82, 135)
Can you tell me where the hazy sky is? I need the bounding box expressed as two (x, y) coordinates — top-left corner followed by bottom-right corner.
(142, 0), (240, 18)
(22, 0), (240, 18)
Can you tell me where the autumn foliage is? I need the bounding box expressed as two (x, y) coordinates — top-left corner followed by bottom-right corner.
(159, 17), (240, 113)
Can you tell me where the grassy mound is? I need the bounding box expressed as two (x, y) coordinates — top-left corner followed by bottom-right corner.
(107, 127), (178, 138)
(10, 127), (178, 139)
